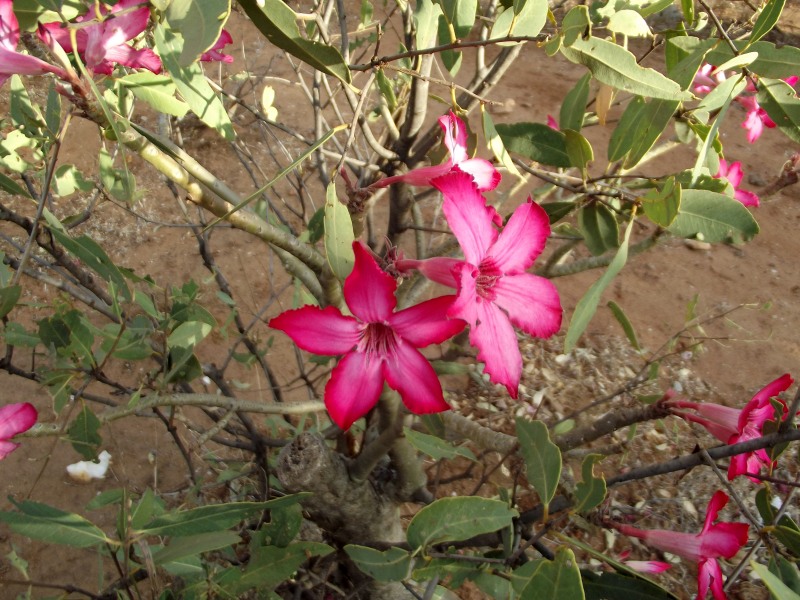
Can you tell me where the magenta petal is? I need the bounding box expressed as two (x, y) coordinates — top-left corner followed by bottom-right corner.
(488, 199), (550, 273)
(0, 0), (20, 50)
(106, 2), (150, 41)
(441, 111), (469, 164)
(723, 160), (743, 187)
(269, 305), (361, 355)
(449, 263), (480, 326)
(396, 257), (462, 288)
(389, 295), (465, 347)
(384, 339), (450, 415)
(102, 45), (162, 73)
(697, 558), (724, 600)
(702, 491), (729, 534)
(0, 440), (20, 460)
(325, 351), (384, 429)
(701, 522), (750, 559)
(734, 188), (759, 207)
(492, 273), (562, 338)
(344, 242), (397, 322)
(436, 171), (498, 265)
(471, 299), (522, 397)
(748, 373), (793, 412)
(0, 402), (37, 441)
(0, 48), (60, 77)
(624, 560), (671, 574)
(373, 163), (452, 189)
(459, 158), (501, 192)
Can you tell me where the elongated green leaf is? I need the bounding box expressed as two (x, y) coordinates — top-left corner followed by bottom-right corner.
(564, 129), (594, 171)
(608, 96), (646, 162)
(560, 73), (591, 131)
(414, 0), (445, 49)
(117, 73), (190, 117)
(406, 497), (517, 550)
(496, 122), (570, 167)
(345, 545), (414, 582)
(560, 37), (692, 101)
(667, 190), (759, 243)
(166, 0), (230, 66)
(0, 285), (21, 319)
(403, 427), (476, 461)
(641, 176), (680, 228)
(606, 9), (651, 38)
(607, 300), (640, 350)
(0, 501), (110, 548)
(565, 215), (634, 352)
(237, 0), (351, 85)
(521, 547), (584, 599)
(483, 109), (522, 177)
(757, 78), (800, 144)
(0, 172), (31, 197)
(573, 454), (606, 513)
(491, 0), (547, 41)
(67, 406), (102, 460)
(582, 570), (677, 599)
(749, 0), (786, 45)
(752, 562), (800, 600)
(706, 41), (800, 79)
(152, 531), (241, 566)
(516, 419), (561, 506)
(696, 75), (747, 115)
(439, 0), (477, 39)
(623, 98), (678, 168)
(578, 202), (618, 256)
(770, 556), (800, 595)
(324, 181), (355, 281)
(168, 321), (213, 350)
(563, 6), (590, 47)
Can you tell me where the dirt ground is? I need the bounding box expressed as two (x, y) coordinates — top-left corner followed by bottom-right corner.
(1, 2), (800, 598)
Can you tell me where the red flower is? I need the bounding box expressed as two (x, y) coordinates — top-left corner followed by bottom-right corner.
(200, 29), (233, 64)
(0, 402), (37, 459)
(0, 0), (65, 87)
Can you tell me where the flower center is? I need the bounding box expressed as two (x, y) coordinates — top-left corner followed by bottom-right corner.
(359, 322), (398, 357)
(476, 260), (501, 300)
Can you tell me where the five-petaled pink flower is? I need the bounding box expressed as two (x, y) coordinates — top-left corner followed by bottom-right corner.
(200, 29), (233, 63)
(270, 241), (465, 430)
(0, 402), (37, 459)
(613, 491), (749, 600)
(714, 159), (759, 207)
(42, 0), (161, 75)
(665, 373), (794, 481)
(397, 170), (562, 397)
(0, 0), (66, 87)
(372, 111), (501, 192)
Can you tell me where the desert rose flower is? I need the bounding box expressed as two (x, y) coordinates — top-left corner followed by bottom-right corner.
(200, 29), (233, 63)
(613, 491), (749, 600)
(666, 373), (794, 481)
(0, 402), (37, 459)
(270, 241), (465, 430)
(0, 0), (66, 87)
(372, 111), (501, 192)
(713, 159), (759, 207)
(42, 0), (161, 75)
(405, 170), (562, 397)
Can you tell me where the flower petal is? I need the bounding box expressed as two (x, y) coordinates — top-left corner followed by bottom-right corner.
(373, 163), (453, 189)
(0, 402), (37, 441)
(384, 339), (450, 415)
(435, 170), (498, 265)
(101, 45), (162, 73)
(734, 188), (759, 207)
(325, 350), (384, 429)
(0, 48), (60, 77)
(471, 299), (521, 397)
(0, 440), (20, 459)
(697, 558), (725, 600)
(459, 158), (501, 191)
(449, 262), (479, 326)
(440, 111), (469, 164)
(0, 0), (20, 51)
(492, 273), (562, 338)
(269, 305), (361, 355)
(748, 373), (793, 412)
(344, 241), (397, 323)
(702, 491), (729, 534)
(488, 199), (551, 273)
(701, 522), (750, 559)
(389, 295), (465, 347)
(624, 560), (671, 574)
(395, 256), (462, 288)
(106, 0), (151, 42)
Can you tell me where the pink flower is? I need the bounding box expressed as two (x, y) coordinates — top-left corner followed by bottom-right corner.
(42, 0), (161, 75)
(0, 402), (37, 459)
(406, 170), (562, 397)
(666, 373), (794, 481)
(0, 0), (66, 87)
(372, 111), (501, 192)
(713, 159), (759, 207)
(546, 115), (559, 130)
(736, 95), (774, 143)
(614, 491), (749, 600)
(200, 29), (233, 63)
(618, 551), (671, 574)
(269, 241), (465, 430)
(693, 63), (728, 96)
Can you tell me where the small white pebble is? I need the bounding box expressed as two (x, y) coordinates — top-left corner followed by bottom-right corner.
(67, 451), (112, 483)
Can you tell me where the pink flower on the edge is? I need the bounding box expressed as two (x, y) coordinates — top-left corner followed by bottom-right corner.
(397, 170), (562, 397)
(619, 550), (671, 574)
(693, 63), (728, 96)
(546, 115), (559, 130)
(0, 402), (37, 459)
(614, 491), (749, 600)
(666, 373), (794, 481)
(200, 29), (233, 63)
(0, 0), (66, 87)
(714, 159), (759, 207)
(42, 0), (161, 75)
(372, 111), (501, 192)
(270, 241), (465, 430)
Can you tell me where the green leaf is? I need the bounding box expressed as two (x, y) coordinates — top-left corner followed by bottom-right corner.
(757, 78), (800, 145)
(562, 6), (591, 47)
(4, 322), (40, 348)
(752, 562), (800, 600)
(403, 427), (477, 461)
(561, 37), (691, 100)
(623, 98), (678, 168)
(573, 454), (606, 513)
(521, 547), (584, 599)
(10, 74), (45, 137)
(706, 41), (800, 79)
(117, 72), (190, 117)
(324, 181), (355, 281)
(165, 0), (230, 66)
(168, 321), (213, 350)
(414, 0), (445, 49)
(607, 300), (639, 350)
(0, 285), (21, 320)
(695, 75), (747, 115)
(67, 406), (102, 460)
(578, 202), (618, 256)
(0, 172), (31, 197)
(560, 73), (591, 131)
(770, 556), (800, 596)
(606, 10), (651, 38)
(496, 122), (571, 168)
(564, 129), (594, 171)
(667, 189), (759, 243)
(413, 557), (477, 587)
(237, 0), (351, 85)
(376, 69), (397, 111)
(259, 504), (303, 548)
(345, 545), (414, 582)
(53, 164), (94, 197)
(490, 0), (547, 41)
(756, 488), (800, 556)
(406, 497), (518, 550)
(516, 419), (561, 506)
(749, 0), (786, 45)
(565, 214), (634, 352)
(483, 109), (522, 178)
(45, 80), (61, 135)
(582, 570), (677, 599)
(0, 501), (110, 548)
(439, 0), (477, 39)
(154, 24), (235, 140)
(641, 176), (681, 227)
(152, 531), (241, 566)
(542, 201), (577, 223)
(608, 96), (645, 162)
